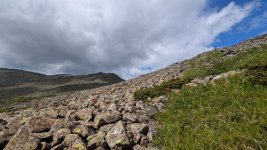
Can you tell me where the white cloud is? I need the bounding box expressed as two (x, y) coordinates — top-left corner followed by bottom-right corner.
(0, 0), (257, 79)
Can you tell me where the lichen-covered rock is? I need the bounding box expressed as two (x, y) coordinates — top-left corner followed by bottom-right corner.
(75, 108), (93, 121)
(123, 113), (138, 123)
(98, 124), (115, 133)
(87, 132), (108, 149)
(131, 123), (149, 135)
(28, 116), (55, 133)
(105, 121), (130, 149)
(94, 113), (121, 129)
(33, 132), (51, 140)
(52, 128), (71, 146)
(38, 107), (59, 118)
(4, 125), (40, 150)
(62, 134), (84, 147)
(70, 140), (87, 150)
(73, 125), (95, 138)
(6, 116), (30, 135)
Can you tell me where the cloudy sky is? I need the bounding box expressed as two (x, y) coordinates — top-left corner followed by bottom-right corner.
(0, 0), (266, 79)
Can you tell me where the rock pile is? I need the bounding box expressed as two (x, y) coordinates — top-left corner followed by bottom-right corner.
(0, 34), (267, 150)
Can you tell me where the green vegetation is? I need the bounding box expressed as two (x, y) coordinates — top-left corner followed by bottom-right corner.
(182, 44), (267, 81)
(134, 78), (183, 100)
(156, 74), (267, 149)
(11, 97), (35, 104)
(133, 45), (267, 149)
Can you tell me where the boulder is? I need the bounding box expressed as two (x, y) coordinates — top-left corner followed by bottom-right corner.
(4, 125), (40, 150)
(105, 121), (130, 149)
(28, 116), (55, 133)
(6, 116), (30, 135)
(62, 134), (84, 147)
(75, 108), (93, 122)
(73, 125), (95, 138)
(98, 124), (115, 133)
(33, 132), (52, 140)
(87, 132), (108, 149)
(52, 128), (71, 146)
(94, 113), (121, 129)
(123, 113), (138, 123)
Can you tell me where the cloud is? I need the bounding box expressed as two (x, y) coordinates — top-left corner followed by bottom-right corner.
(0, 0), (257, 79)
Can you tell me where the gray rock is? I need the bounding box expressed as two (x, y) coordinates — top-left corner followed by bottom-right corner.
(73, 125), (95, 138)
(4, 125), (40, 150)
(94, 113), (122, 129)
(105, 121), (130, 149)
(62, 134), (83, 147)
(33, 132), (51, 140)
(123, 113), (138, 123)
(76, 108), (93, 122)
(131, 123), (149, 135)
(87, 132), (108, 149)
(28, 116), (55, 133)
(52, 128), (71, 146)
(99, 124), (115, 133)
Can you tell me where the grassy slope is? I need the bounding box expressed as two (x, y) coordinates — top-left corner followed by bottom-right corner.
(134, 45), (267, 149)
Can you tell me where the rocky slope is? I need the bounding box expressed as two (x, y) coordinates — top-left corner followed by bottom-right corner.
(0, 68), (124, 100)
(0, 34), (266, 150)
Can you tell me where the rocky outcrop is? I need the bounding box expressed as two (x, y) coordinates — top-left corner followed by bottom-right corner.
(0, 34), (266, 149)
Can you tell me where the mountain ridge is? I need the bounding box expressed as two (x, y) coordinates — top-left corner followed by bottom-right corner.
(0, 34), (266, 149)
(0, 68), (124, 100)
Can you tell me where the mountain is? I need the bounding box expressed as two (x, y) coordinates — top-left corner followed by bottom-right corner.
(0, 68), (124, 100)
(0, 34), (266, 150)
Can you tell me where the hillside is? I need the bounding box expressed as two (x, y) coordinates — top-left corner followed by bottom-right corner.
(0, 34), (266, 150)
(0, 68), (124, 101)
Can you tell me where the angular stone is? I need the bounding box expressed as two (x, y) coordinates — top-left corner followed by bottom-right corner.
(133, 145), (148, 150)
(87, 132), (108, 149)
(57, 106), (69, 118)
(145, 106), (158, 118)
(70, 140), (87, 150)
(52, 128), (71, 146)
(50, 119), (65, 134)
(105, 121), (130, 149)
(62, 134), (83, 147)
(28, 116), (55, 133)
(131, 123), (149, 135)
(94, 113), (121, 129)
(108, 103), (117, 111)
(76, 108), (93, 122)
(6, 116), (30, 135)
(73, 125), (95, 138)
(125, 102), (135, 113)
(38, 108), (59, 118)
(33, 132), (52, 140)
(123, 113), (138, 123)
(155, 102), (165, 112)
(136, 113), (149, 123)
(4, 125), (40, 150)
(98, 124), (114, 133)
(65, 110), (79, 121)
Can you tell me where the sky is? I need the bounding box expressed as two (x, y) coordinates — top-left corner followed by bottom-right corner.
(0, 0), (266, 79)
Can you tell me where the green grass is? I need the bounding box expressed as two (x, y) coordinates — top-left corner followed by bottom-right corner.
(132, 44), (267, 149)
(156, 73), (267, 149)
(182, 44), (267, 81)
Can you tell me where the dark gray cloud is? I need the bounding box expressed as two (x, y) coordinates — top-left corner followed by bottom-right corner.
(0, 0), (257, 79)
